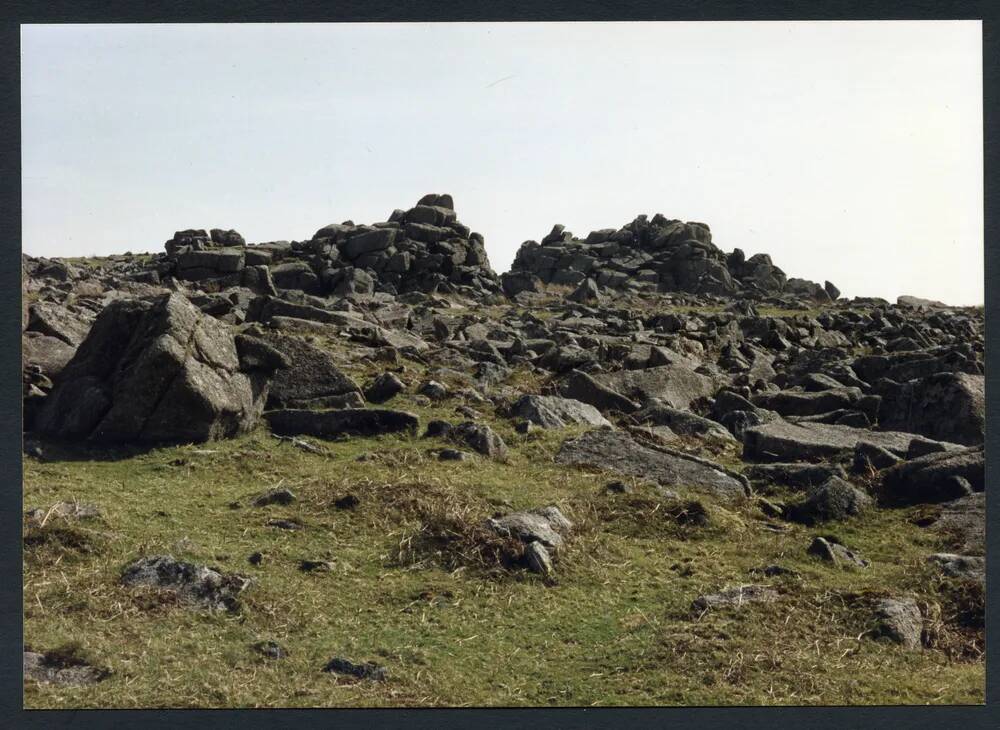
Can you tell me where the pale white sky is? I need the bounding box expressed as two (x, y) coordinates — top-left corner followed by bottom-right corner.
(21, 21), (983, 304)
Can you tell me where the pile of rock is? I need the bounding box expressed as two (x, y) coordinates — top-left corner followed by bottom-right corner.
(160, 194), (502, 298)
(501, 216), (837, 302)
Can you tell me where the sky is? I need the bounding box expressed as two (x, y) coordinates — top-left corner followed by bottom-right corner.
(21, 21), (983, 305)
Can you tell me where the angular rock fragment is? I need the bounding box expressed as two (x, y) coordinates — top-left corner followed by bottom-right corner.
(450, 421), (507, 459)
(742, 419), (954, 462)
(364, 372), (406, 404)
(556, 369), (640, 414)
(36, 293), (277, 444)
(806, 537), (869, 568)
(510, 394), (611, 429)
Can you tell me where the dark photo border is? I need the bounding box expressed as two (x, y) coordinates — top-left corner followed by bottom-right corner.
(1, 2), (995, 728)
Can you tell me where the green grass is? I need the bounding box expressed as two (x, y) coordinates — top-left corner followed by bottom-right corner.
(23, 385), (984, 707)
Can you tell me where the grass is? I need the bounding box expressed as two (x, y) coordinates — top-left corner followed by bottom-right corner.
(22, 343), (984, 708)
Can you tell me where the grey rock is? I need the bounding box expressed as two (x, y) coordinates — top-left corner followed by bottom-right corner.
(556, 369), (641, 414)
(567, 277), (603, 304)
(556, 429), (747, 502)
(806, 537), (870, 568)
(524, 541), (554, 576)
(23, 650), (110, 686)
(252, 488), (296, 507)
(881, 447), (983, 505)
(692, 584), (779, 612)
(877, 372), (984, 446)
(488, 506), (573, 548)
(870, 598), (923, 649)
(37, 293), (268, 444)
(785, 477), (872, 524)
(120, 554), (250, 611)
(364, 372), (406, 404)
(323, 657), (388, 681)
(451, 421), (508, 459)
(510, 394), (611, 429)
(594, 364), (715, 410)
(743, 462), (848, 490)
(928, 493), (984, 554)
(256, 332), (361, 409)
(631, 402), (736, 442)
(927, 553), (984, 581)
(418, 380), (449, 401)
(742, 419), (953, 462)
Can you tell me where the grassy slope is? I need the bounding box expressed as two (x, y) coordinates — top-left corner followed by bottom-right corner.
(22, 301), (983, 707)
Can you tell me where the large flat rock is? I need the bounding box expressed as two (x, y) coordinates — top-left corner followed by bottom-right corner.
(742, 419), (956, 462)
(555, 429), (747, 502)
(265, 408), (419, 439)
(593, 364), (716, 409)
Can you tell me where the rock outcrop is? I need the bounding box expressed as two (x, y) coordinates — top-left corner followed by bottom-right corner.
(502, 216), (834, 301)
(35, 293), (281, 444)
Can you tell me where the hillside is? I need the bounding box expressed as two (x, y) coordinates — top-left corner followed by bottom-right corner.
(22, 196), (984, 707)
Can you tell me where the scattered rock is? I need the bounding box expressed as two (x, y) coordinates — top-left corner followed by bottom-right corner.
(510, 394), (611, 429)
(120, 555), (250, 611)
(806, 536), (869, 568)
(451, 421), (508, 459)
(870, 597), (923, 649)
(927, 553), (984, 581)
(881, 447), (983, 505)
(692, 584), (779, 612)
(323, 657), (388, 681)
(23, 648), (110, 686)
(364, 372), (406, 404)
(252, 641), (287, 659)
(299, 560), (334, 572)
(252, 488), (296, 507)
(487, 506), (573, 549)
(785, 477), (872, 524)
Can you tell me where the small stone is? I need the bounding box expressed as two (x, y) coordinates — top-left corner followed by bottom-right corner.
(252, 640), (287, 660)
(299, 560), (334, 572)
(438, 448), (470, 461)
(333, 494), (360, 510)
(323, 657), (388, 681)
(691, 584), (779, 612)
(871, 597), (923, 649)
(418, 380), (448, 400)
(253, 488), (296, 507)
(364, 372), (406, 404)
(424, 420), (453, 438)
(806, 536), (870, 568)
(266, 518), (304, 531)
